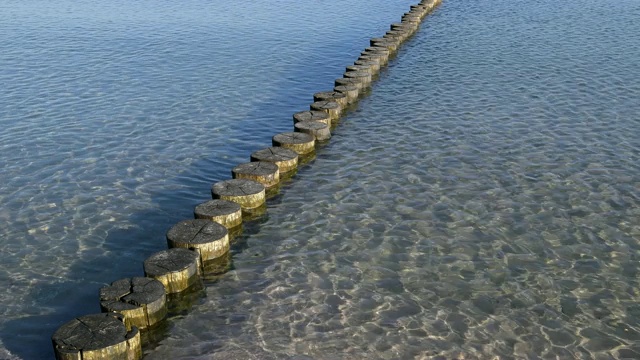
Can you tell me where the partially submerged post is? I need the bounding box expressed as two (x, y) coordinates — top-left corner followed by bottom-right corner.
(272, 132), (316, 155)
(99, 277), (167, 331)
(143, 248), (201, 294)
(232, 161), (280, 189)
(167, 219), (230, 263)
(211, 178), (266, 210)
(295, 121), (331, 141)
(250, 146), (299, 173)
(52, 313), (142, 360)
(194, 199), (242, 229)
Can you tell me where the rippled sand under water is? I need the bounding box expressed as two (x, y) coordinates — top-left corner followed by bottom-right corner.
(145, 0), (640, 358)
(0, 0), (420, 358)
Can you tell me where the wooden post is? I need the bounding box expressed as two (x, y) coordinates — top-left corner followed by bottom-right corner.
(194, 199), (242, 229)
(313, 91), (348, 108)
(343, 70), (373, 87)
(143, 248), (201, 294)
(310, 100), (342, 121)
(346, 64), (377, 78)
(250, 147), (299, 173)
(295, 121), (331, 141)
(211, 179), (266, 210)
(52, 313), (142, 360)
(370, 38), (399, 53)
(335, 77), (366, 91)
(334, 84), (359, 104)
(100, 277), (167, 331)
(232, 161), (280, 189)
(293, 110), (331, 126)
(272, 132), (316, 155)
(166, 219), (230, 262)
(347, 59), (380, 74)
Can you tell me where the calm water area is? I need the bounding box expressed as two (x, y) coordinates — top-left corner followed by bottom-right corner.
(1, 0), (640, 358)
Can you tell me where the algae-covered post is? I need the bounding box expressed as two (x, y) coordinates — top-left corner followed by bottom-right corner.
(250, 146), (299, 173)
(232, 161), (280, 189)
(211, 178), (266, 210)
(194, 199), (243, 229)
(293, 109), (332, 127)
(310, 100), (342, 121)
(143, 248), (201, 294)
(272, 132), (316, 155)
(294, 121), (331, 141)
(166, 219), (230, 263)
(99, 277), (167, 331)
(52, 313), (142, 360)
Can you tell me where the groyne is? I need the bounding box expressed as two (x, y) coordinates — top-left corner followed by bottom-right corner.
(51, 0), (442, 358)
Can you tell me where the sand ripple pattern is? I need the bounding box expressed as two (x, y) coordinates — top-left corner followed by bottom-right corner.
(146, 0), (640, 358)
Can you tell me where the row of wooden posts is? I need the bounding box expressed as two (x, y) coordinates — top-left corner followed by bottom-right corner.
(51, 0), (442, 358)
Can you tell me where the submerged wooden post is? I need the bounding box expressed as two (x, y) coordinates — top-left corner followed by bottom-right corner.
(335, 77), (366, 91)
(167, 219), (230, 262)
(232, 161), (279, 189)
(295, 121), (331, 141)
(334, 84), (359, 104)
(354, 59), (380, 74)
(370, 38), (399, 53)
(272, 132), (316, 155)
(313, 91), (348, 108)
(343, 70), (373, 87)
(250, 146), (299, 173)
(99, 277), (167, 331)
(211, 178), (266, 210)
(293, 110), (331, 126)
(52, 313), (142, 360)
(194, 199), (242, 229)
(349, 62), (379, 75)
(310, 100), (342, 121)
(143, 248), (201, 294)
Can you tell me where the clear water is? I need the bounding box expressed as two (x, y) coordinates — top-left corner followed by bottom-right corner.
(0, 0), (418, 358)
(146, 0), (640, 359)
(1, 0), (639, 359)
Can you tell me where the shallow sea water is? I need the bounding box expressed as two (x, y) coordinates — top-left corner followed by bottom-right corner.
(0, 0), (417, 358)
(145, 0), (640, 359)
(2, 0), (640, 358)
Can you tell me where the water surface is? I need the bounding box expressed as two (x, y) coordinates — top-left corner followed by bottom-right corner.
(145, 0), (640, 358)
(0, 0), (417, 358)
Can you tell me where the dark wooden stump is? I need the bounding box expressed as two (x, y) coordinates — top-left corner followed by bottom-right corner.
(143, 248), (201, 294)
(370, 38), (399, 52)
(334, 84), (359, 104)
(100, 277), (167, 331)
(52, 313), (141, 360)
(232, 161), (280, 189)
(403, 12), (423, 22)
(335, 77), (366, 90)
(211, 178), (266, 210)
(343, 70), (372, 87)
(313, 91), (348, 108)
(272, 132), (315, 155)
(250, 146), (298, 173)
(358, 53), (387, 69)
(167, 219), (230, 262)
(194, 199), (242, 229)
(295, 121), (331, 141)
(385, 29), (411, 42)
(361, 48), (390, 65)
(310, 100), (341, 121)
(345, 61), (380, 77)
(293, 109), (331, 127)
(347, 59), (380, 74)
(391, 22), (418, 34)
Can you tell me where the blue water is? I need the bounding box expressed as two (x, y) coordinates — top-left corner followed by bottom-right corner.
(2, 0), (640, 358)
(0, 0), (417, 358)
